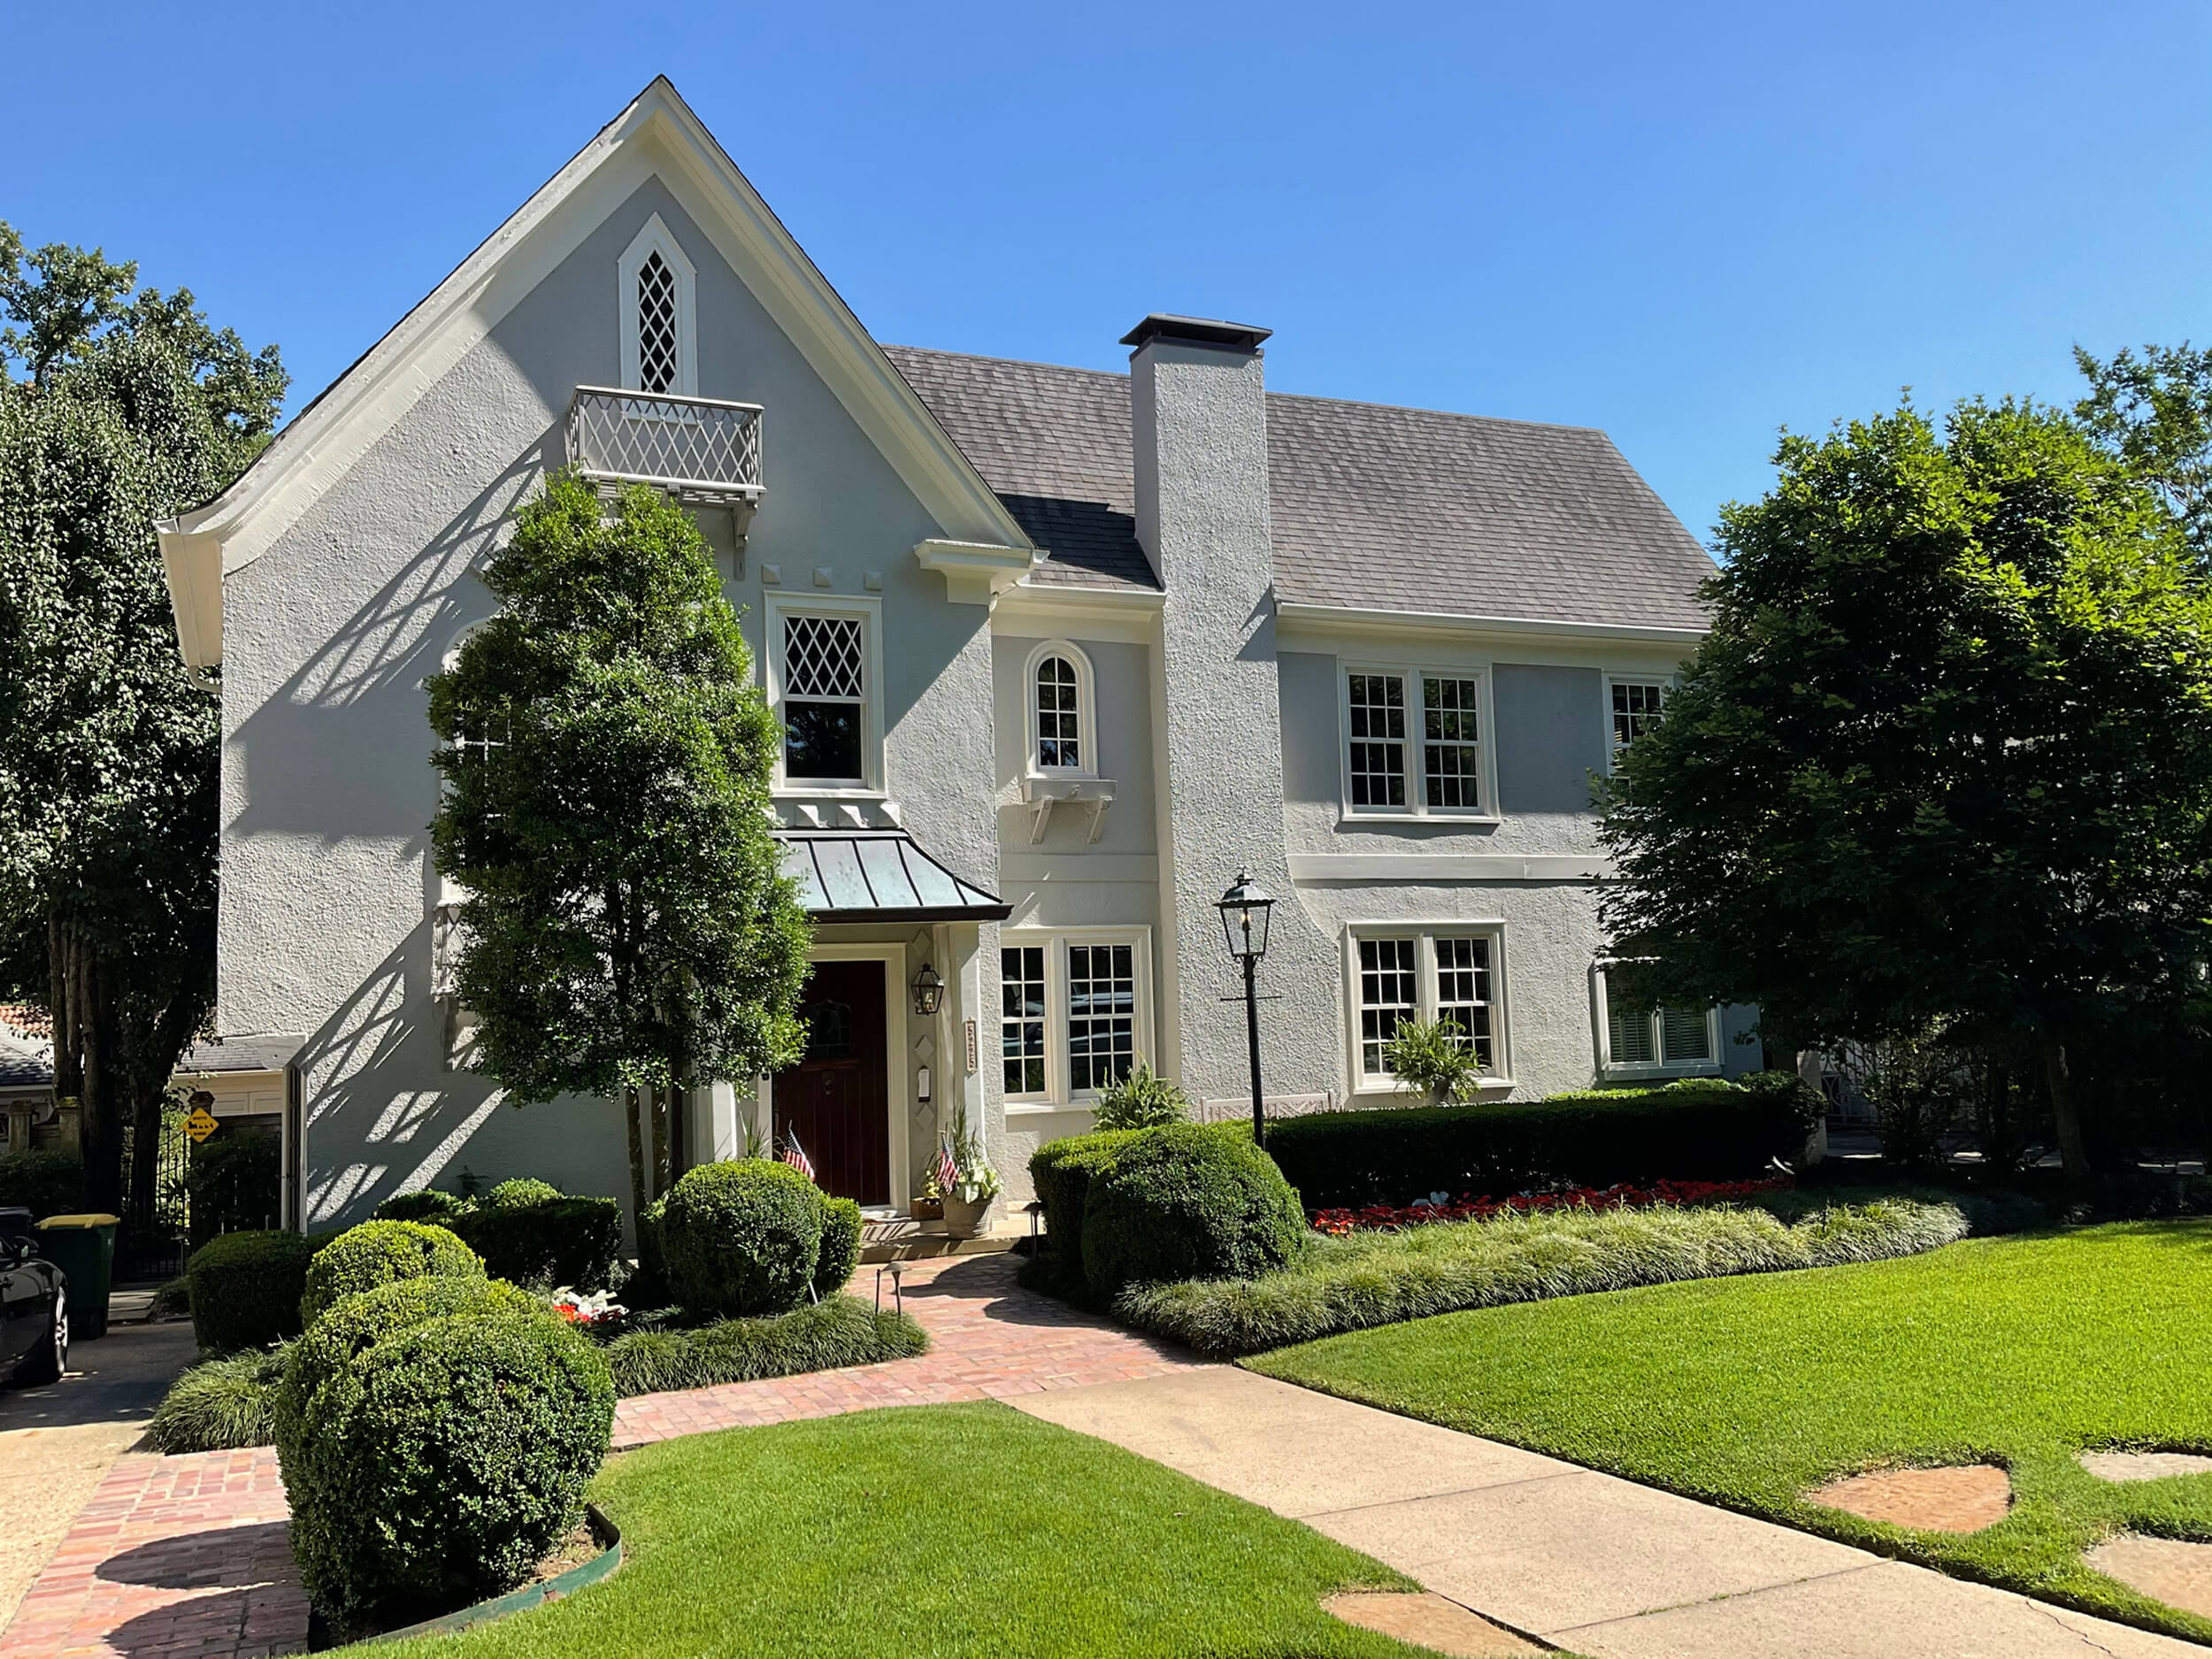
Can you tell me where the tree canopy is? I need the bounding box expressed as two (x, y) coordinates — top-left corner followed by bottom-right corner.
(427, 472), (810, 1219)
(0, 225), (287, 1216)
(1599, 394), (2212, 1181)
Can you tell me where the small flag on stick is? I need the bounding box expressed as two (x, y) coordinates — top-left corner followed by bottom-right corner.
(934, 1136), (959, 1194)
(780, 1130), (816, 1183)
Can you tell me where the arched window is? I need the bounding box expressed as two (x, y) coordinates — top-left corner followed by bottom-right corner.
(617, 215), (696, 396)
(1025, 641), (1095, 776)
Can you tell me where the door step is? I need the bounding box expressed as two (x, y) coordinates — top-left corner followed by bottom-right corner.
(860, 1216), (1021, 1262)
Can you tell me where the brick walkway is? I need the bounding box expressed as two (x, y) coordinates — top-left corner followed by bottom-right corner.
(0, 1253), (1202, 1659)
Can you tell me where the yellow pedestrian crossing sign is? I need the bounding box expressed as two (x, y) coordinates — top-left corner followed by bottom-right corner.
(184, 1106), (219, 1143)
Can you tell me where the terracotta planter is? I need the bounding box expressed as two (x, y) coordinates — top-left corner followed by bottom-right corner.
(910, 1196), (943, 1222)
(941, 1194), (993, 1239)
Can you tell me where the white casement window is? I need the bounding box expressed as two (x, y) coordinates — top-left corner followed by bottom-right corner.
(1347, 925), (1507, 1090)
(1024, 640), (1096, 775)
(617, 215), (697, 396)
(1593, 961), (1720, 1078)
(1606, 677), (1669, 765)
(999, 929), (1153, 1109)
(767, 597), (883, 792)
(1341, 667), (1494, 818)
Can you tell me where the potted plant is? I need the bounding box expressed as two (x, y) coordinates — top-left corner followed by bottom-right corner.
(910, 1168), (944, 1224)
(1379, 1017), (1486, 1105)
(938, 1112), (1000, 1239)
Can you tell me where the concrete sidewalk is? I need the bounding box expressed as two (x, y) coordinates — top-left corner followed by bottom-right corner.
(1013, 1368), (2200, 1659)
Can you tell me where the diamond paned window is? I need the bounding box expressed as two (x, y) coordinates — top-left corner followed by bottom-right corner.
(1001, 947), (1048, 1095)
(637, 251), (680, 395)
(782, 615), (865, 781)
(1036, 656), (1081, 770)
(1347, 673), (1407, 808)
(1066, 943), (1135, 1093)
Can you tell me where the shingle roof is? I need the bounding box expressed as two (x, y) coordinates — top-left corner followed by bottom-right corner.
(0, 1031), (52, 1092)
(882, 345), (1717, 629)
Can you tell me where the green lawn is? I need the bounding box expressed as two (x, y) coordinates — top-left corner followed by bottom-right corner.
(363, 1402), (1443, 1659)
(1250, 1219), (2212, 1643)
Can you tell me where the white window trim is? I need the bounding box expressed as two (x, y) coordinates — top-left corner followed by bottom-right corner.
(765, 593), (885, 795)
(1338, 662), (1500, 822)
(1021, 639), (1099, 780)
(1590, 959), (1723, 1079)
(1601, 673), (1675, 775)
(998, 926), (1155, 1113)
(1341, 921), (1513, 1096)
(617, 213), (698, 396)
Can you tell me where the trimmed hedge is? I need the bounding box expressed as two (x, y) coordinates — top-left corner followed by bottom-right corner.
(484, 1177), (562, 1209)
(603, 1295), (926, 1395)
(661, 1160), (826, 1317)
(451, 1195), (622, 1291)
(1079, 1124), (1305, 1301)
(147, 1344), (291, 1453)
(1117, 1195), (1970, 1357)
(372, 1189), (465, 1224)
(0, 1149), (85, 1217)
(285, 1302), (614, 1631)
(185, 1133), (281, 1248)
(188, 1230), (325, 1354)
(1027, 1129), (1145, 1299)
(299, 1221), (482, 1327)
(1263, 1079), (1815, 1211)
(813, 1196), (864, 1300)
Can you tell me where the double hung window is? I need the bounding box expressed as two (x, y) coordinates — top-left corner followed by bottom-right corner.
(1607, 679), (1669, 761)
(999, 931), (1151, 1107)
(1349, 926), (1504, 1088)
(1343, 668), (1490, 816)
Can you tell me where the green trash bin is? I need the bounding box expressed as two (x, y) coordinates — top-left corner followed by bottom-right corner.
(35, 1213), (119, 1340)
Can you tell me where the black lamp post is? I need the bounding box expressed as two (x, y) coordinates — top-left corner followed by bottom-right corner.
(1216, 871), (1277, 1148)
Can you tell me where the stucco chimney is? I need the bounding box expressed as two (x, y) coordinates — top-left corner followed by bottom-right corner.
(1125, 313), (1319, 1108)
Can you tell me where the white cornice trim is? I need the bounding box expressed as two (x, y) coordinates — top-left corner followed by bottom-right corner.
(1276, 600), (1709, 649)
(991, 581), (1164, 645)
(912, 539), (1039, 606)
(156, 77), (1033, 601)
(1288, 853), (1615, 882)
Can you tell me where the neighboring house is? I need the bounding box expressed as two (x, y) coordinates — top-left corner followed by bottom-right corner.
(158, 79), (1755, 1232)
(0, 1011), (58, 1158)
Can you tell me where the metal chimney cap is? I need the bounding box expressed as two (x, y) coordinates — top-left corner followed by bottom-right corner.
(1120, 313), (1272, 353)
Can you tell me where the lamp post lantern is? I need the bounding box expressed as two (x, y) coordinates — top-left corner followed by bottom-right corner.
(1216, 871), (1278, 1148)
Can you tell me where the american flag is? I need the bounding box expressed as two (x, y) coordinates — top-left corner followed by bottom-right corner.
(933, 1136), (959, 1194)
(780, 1130), (816, 1183)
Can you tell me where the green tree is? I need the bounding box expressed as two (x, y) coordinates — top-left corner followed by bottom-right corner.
(0, 226), (286, 1217)
(2075, 342), (2212, 563)
(1599, 397), (2212, 1183)
(427, 473), (810, 1222)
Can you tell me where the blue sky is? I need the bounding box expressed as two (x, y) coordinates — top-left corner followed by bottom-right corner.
(9, 0), (2207, 546)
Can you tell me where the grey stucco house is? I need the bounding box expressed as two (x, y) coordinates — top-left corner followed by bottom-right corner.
(158, 78), (1755, 1233)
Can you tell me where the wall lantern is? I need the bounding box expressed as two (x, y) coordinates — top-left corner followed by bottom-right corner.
(910, 961), (945, 1018)
(1215, 870), (1278, 1146)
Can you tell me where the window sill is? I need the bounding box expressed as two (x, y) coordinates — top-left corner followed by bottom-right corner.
(1340, 811), (1502, 826)
(1004, 1101), (1097, 1118)
(1601, 1063), (1724, 1081)
(1349, 1077), (1515, 1102)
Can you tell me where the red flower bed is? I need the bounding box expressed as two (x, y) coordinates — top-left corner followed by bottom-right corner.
(1310, 1176), (1792, 1237)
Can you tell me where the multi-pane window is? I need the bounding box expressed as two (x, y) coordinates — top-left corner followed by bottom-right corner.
(1066, 943), (1135, 1092)
(1599, 964), (1717, 1073)
(1346, 670), (1486, 814)
(1357, 938), (1418, 1076)
(782, 614), (865, 781)
(1610, 680), (1667, 755)
(1001, 947), (1048, 1095)
(636, 250), (680, 395)
(1347, 673), (1407, 808)
(1036, 655), (1081, 770)
(1354, 929), (1506, 1085)
(1423, 676), (1481, 810)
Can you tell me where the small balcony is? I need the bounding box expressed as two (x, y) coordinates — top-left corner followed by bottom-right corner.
(565, 386), (765, 537)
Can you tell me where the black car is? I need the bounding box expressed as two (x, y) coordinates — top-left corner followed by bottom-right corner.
(0, 1208), (66, 1386)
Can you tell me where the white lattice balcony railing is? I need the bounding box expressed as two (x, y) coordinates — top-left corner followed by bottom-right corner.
(565, 387), (765, 511)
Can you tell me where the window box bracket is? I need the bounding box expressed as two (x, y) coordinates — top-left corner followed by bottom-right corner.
(1019, 775), (1116, 844)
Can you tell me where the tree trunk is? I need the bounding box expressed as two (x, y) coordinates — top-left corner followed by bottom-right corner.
(47, 910), (81, 1101)
(2036, 1031), (2093, 1186)
(623, 1084), (649, 1231)
(651, 1083), (672, 1197)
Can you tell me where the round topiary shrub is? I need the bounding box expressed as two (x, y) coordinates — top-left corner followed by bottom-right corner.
(812, 1196), (864, 1299)
(661, 1159), (826, 1316)
(483, 1177), (562, 1209)
(286, 1301), (614, 1632)
(300, 1220), (482, 1328)
(187, 1229), (326, 1354)
(1079, 1123), (1306, 1300)
(371, 1189), (464, 1224)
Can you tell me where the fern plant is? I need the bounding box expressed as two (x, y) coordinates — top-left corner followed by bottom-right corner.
(1380, 1018), (1485, 1105)
(1092, 1061), (1191, 1130)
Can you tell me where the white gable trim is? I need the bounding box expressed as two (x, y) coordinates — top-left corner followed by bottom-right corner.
(617, 212), (697, 394)
(157, 77), (1029, 610)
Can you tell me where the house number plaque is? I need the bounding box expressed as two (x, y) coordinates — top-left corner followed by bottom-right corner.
(964, 1019), (977, 1076)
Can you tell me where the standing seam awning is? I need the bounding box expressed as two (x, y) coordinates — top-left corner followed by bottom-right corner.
(776, 830), (1011, 923)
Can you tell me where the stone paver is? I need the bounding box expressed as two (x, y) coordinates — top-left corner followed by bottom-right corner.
(1807, 1463), (2013, 1532)
(1011, 1368), (2208, 1659)
(2081, 1449), (2212, 1484)
(0, 1253), (1200, 1659)
(2087, 1535), (2212, 1622)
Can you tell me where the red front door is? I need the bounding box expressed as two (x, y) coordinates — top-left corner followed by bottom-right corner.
(772, 959), (889, 1205)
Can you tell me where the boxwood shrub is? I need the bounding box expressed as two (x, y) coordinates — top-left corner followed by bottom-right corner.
(1025, 1129), (1145, 1299)
(451, 1195), (621, 1291)
(299, 1220), (482, 1327)
(0, 1149), (85, 1217)
(285, 1301), (614, 1631)
(661, 1159), (826, 1317)
(812, 1196), (864, 1300)
(1263, 1078), (1815, 1211)
(1079, 1124), (1305, 1301)
(187, 1229), (326, 1354)
(483, 1177), (562, 1209)
(371, 1189), (465, 1224)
